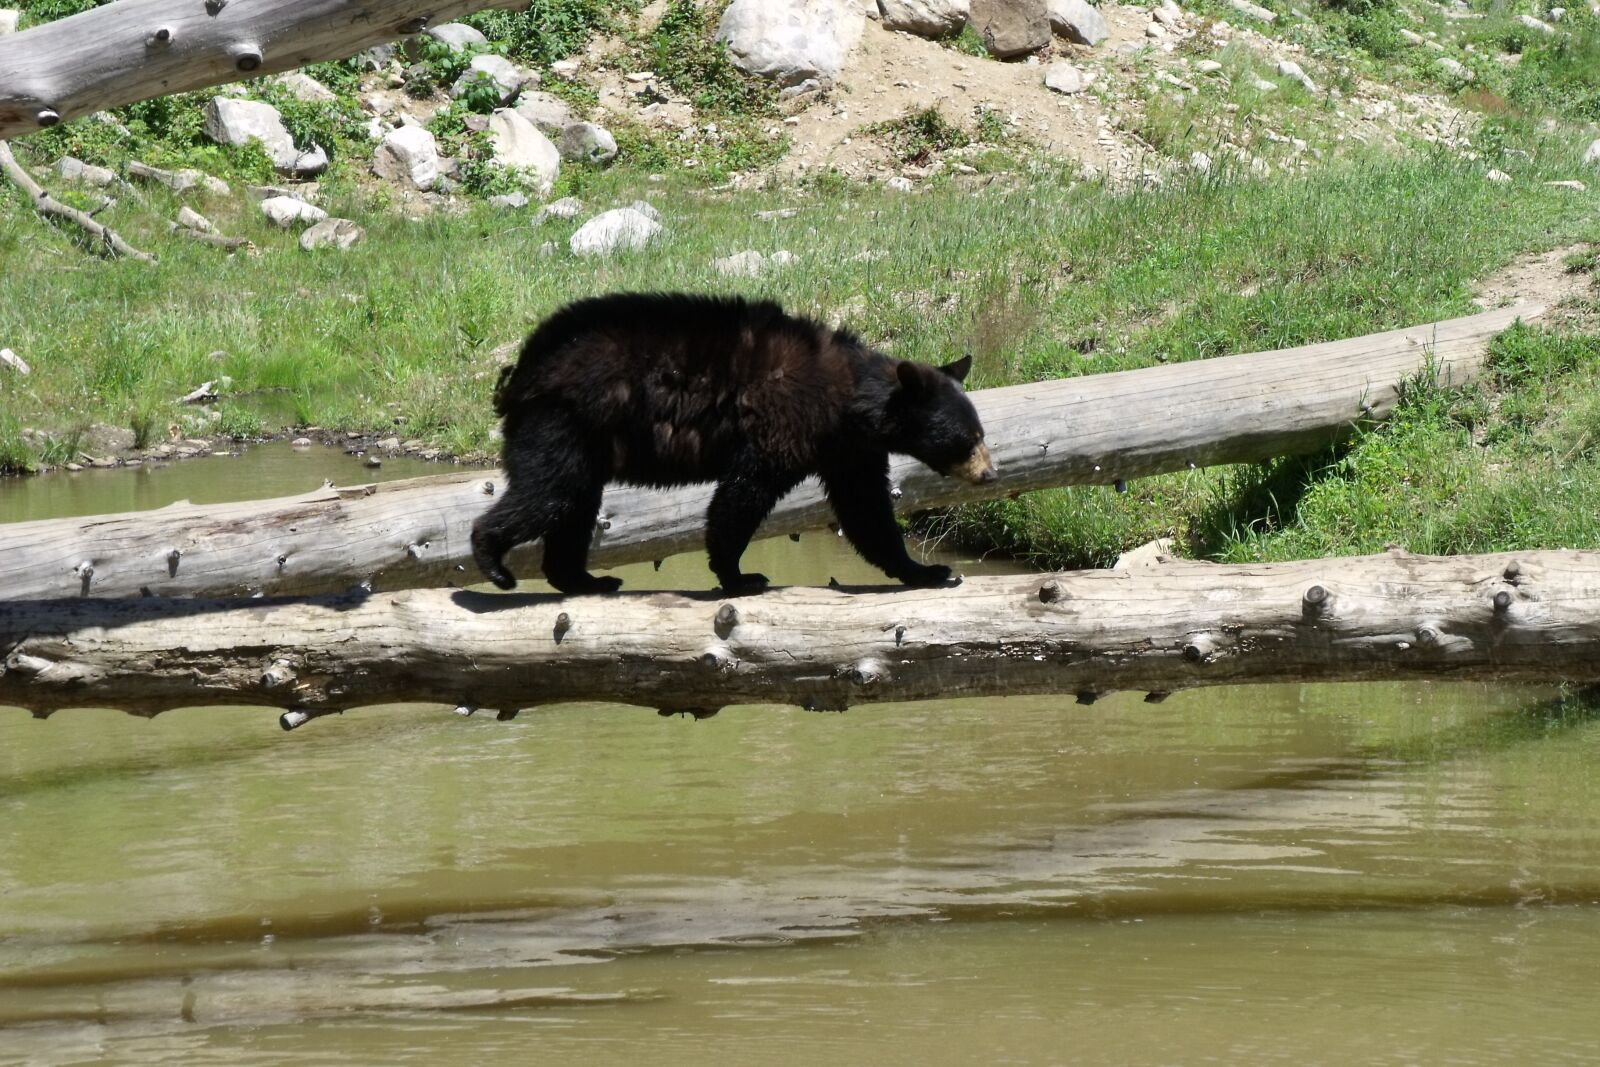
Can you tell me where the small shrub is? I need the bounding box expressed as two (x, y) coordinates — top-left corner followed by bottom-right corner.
(644, 0), (776, 116)
(467, 0), (632, 66)
(868, 107), (971, 165)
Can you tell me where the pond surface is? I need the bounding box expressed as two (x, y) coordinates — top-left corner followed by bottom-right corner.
(3, 446), (1600, 1065)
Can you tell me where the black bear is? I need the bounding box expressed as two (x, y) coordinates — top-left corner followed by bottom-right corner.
(471, 292), (997, 596)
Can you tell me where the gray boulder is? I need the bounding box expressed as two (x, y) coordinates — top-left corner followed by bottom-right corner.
(487, 108), (561, 194)
(452, 54), (529, 106)
(203, 97), (324, 176)
(1046, 0), (1108, 45)
(53, 156), (118, 186)
(299, 218), (366, 251)
(260, 196), (328, 227)
(877, 0), (970, 36)
(558, 122), (618, 166)
(715, 0), (866, 86)
(373, 125), (440, 190)
(972, 0), (1050, 56)
(569, 208), (661, 256)
(408, 22), (487, 58)
(514, 91), (577, 135)
(274, 71), (337, 104)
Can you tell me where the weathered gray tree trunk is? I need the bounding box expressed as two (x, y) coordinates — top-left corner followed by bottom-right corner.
(0, 305), (1540, 601)
(3, 549), (1593, 722)
(0, 0), (523, 140)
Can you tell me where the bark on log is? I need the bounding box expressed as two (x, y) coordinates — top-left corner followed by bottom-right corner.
(0, 140), (155, 261)
(2, 549), (1594, 720)
(0, 305), (1540, 601)
(0, 0), (525, 140)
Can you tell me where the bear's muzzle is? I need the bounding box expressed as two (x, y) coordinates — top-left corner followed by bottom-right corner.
(951, 442), (999, 485)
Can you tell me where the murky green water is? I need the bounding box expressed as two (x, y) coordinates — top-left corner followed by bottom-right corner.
(4, 447), (1600, 1065)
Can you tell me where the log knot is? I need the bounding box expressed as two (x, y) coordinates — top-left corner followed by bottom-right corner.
(713, 603), (740, 638)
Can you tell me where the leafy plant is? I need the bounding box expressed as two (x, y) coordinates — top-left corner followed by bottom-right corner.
(643, 0), (777, 116)
(868, 107), (971, 164)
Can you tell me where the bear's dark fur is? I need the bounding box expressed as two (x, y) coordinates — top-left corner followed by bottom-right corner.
(471, 292), (997, 595)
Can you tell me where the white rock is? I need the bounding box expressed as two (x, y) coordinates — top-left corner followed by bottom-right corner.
(769, 249), (798, 266)
(1399, 27), (1425, 45)
(486, 108), (560, 194)
(535, 196), (584, 223)
(1153, 0), (1185, 28)
(373, 125), (440, 190)
(550, 58), (581, 78)
(53, 156), (117, 187)
(452, 54), (529, 106)
(423, 22), (488, 52)
(0, 347), (28, 375)
(1517, 12), (1556, 32)
(1582, 139), (1600, 167)
(1146, 21), (1167, 37)
(176, 206), (214, 232)
(299, 217), (366, 251)
(1276, 59), (1317, 92)
(488, 191), (530, 209)
(713, 250), (767, 276)
(1549, 5), (1566, 19)
(715, 0), (866, 86)
(0, 10), (17, 34)
(1485, 168), (1511, 183)
(558, 121), (618, 166)
(274, 71), (337, 104)
(569, 208), (661, 256)
(1043, 62), (1084, 94)
(886, 175), (915, 191)
(878, 0), (970, 36)
(1545, 179), (1587, 191)
(1188, 150), (1212, 173)
(1113, 537), (1176, 571)
(514, 91), (576, 135)
(1195, 59), (1223, 74)
(629, 200), (662, 221)
(1250, 76), (1278, 92)
(287, 144), (330, 176)
(1228, 0), (1276, 22)
(203, 97), (302, 173)
(1047, 0), (1108, 44)
(1435, 57), (1473, 81)
(259, 196), (328, 227)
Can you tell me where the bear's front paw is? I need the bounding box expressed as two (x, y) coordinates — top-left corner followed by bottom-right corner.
(898, 563), (953, 587)
(719, 572), (770, 596)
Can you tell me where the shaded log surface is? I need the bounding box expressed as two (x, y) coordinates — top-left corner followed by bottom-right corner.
(2, 549), (1595, 720)
(0, 0), (523, 140)
(0, 306), (1540, 601)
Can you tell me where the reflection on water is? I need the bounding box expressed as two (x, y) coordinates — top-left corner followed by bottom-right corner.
(3, 446), (1600, 1064)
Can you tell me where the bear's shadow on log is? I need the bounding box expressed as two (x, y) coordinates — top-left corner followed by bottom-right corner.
(448, 577), (958, 615)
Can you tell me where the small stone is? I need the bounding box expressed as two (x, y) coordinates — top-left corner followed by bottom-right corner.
(755, 207), (800, 220)
(625, 71), (655, 83)
(292, 437), (313, 447)
(419, 22), (488, 54)
(1228, 0), (1277, 21)
(535, 196), (584, 223)
(769, 250), (798, 266)
(53, 156), (117, 187)
(886, 175), (915, 192)
(568, 207), (661, 256)
(1195, 59), (1223, 74)
(1043, 61), (1084, 95)
(299, 217), (366, 251)
(1582, 139), (1600, 167)
(628, 200), (662, 221)
(260, 195), (328, 227)
(558, 122), (618, 166)
(1146, 22), (1167, 38)
(1188, 150), (1212, 173)
(274, 71), (337, 104)
(1435, 57), (1473, 81)
(1485, 168), (1511, 183)
(1516, 13), (1556, 33)
(1153, 0), (1185, 28)
(452, 54), (530, 107)
(0, 347), (29, 375)
(713, 249), (766, 277)
(550, 59), (581, 78)
(488, 191), (530, 210)
(1276, 59), (1317, 92)
(1250, 76), (1278, 92)
(1545, 179), (1587, 191)
(176, 206), (214, 232)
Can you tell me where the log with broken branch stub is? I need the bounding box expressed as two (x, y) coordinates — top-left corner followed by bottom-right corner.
(0, 306), (1540, 601)
(0, 0), (526, 140)
(2, 549), (1595, 721)
(0, 140), (155, 261)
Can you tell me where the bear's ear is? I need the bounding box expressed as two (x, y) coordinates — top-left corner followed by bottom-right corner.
(895, 360), (928, 393)
(939, 354), (973, 383)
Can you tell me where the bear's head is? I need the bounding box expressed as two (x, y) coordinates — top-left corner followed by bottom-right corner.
(889, 355), (998, 485)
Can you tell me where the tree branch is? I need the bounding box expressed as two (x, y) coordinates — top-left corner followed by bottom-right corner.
(0, 140), (155, 261)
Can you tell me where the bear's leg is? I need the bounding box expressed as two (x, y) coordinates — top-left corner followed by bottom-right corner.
(820, 455), (952, 587)
(706, 452), (800, 595)
(539, 479), (623, 595)
(471, 407), (614, 593)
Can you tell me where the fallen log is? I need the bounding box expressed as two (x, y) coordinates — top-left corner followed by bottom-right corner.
(0, 304), (1539, 600)
(0, 140), (155, 261)
(3, 549), (1594, 721)
(0, 0), (523, 141)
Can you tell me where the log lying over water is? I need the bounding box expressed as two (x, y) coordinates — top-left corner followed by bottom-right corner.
(0, 306), (1540, 601)
(3, 548), (1595, 721)
(0, 0), (522, 140)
